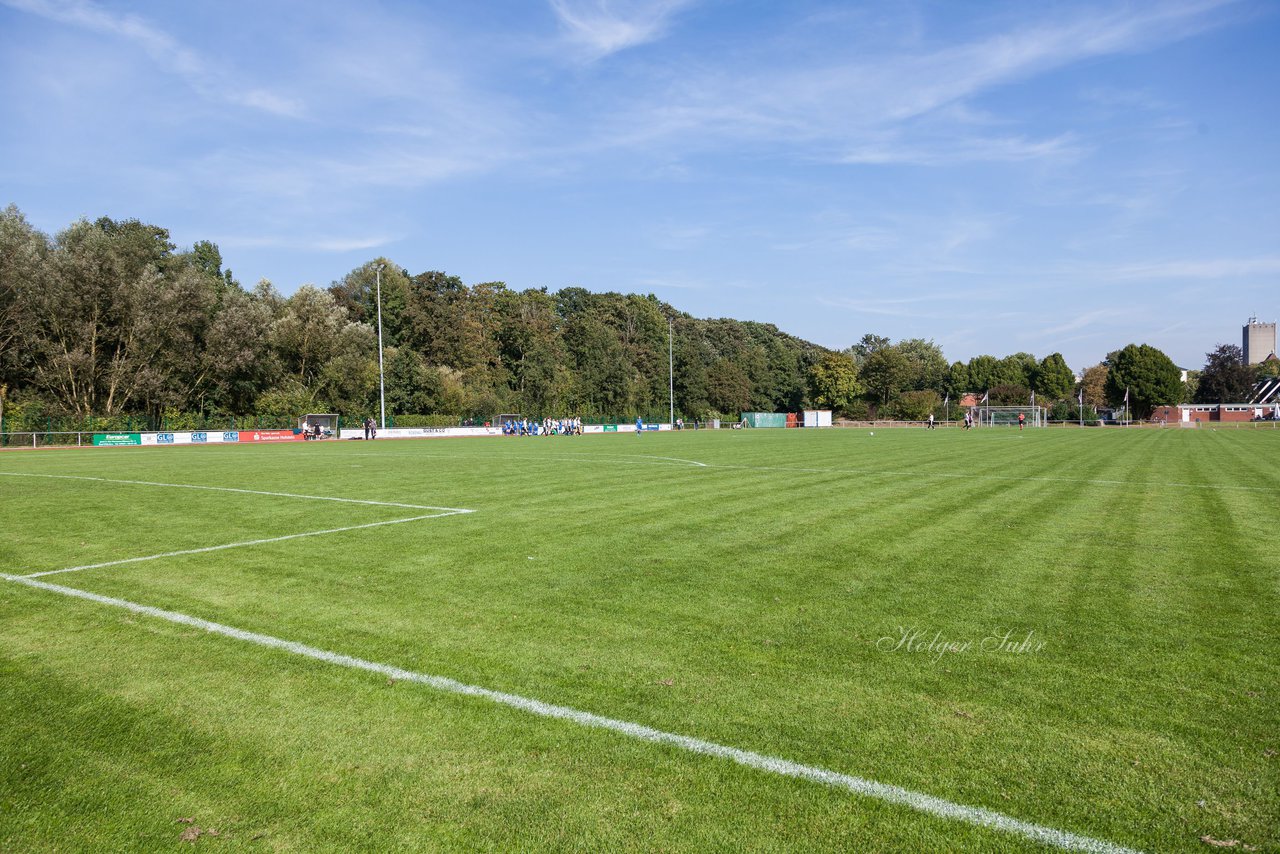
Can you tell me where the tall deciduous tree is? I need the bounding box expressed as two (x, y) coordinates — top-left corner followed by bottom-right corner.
(808, 351), (862, 414)
(1034, 353), (1074, 401)
(28, 218), (182, 416)
(271, 285), (348, 386)
(1195, 344), (1254, 403)
(861, 346), (910, 404)
(848, 333), (890, 366)
(1105, 344), (1182, 418)
(0, 205), (47, 389)
(1080, 364), (1108, 408)
(966, 354), (1000, 392)
(203, 288), (279, 414)
(897, 338), (948, 392)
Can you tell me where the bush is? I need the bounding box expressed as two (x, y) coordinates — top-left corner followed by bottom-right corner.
(885, 390), (941, 421)
(842, 400), (874, 421)
(1048, 399), (1098, 423)
(389, 414), (462, 428)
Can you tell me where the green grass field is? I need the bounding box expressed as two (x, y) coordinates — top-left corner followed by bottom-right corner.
(1, 427), (1277, 852)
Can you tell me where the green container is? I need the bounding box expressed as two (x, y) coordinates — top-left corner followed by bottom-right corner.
(742, 412), (787, 428)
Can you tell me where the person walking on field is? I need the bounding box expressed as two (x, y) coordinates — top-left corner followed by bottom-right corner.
(927, 412), (935, 430)
(636, 416), (643, 436)
(1018, 412), (1026, 431)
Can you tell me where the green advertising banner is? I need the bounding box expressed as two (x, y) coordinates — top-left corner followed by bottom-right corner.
(92, 433), (141, 446)
(604, 425), (618, 432)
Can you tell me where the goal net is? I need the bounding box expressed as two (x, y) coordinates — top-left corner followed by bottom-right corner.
(976, 406), (1045, 427)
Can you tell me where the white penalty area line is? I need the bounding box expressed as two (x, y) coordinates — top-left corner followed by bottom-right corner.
(0, 472), (470, 512)
(19, 512), (467, 579)
(1, 575), (1141, 854)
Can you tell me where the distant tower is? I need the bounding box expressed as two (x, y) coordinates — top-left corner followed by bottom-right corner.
(1243, 316), (1277, 365)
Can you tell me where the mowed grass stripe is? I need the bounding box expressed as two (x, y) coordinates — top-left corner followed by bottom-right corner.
(0, 580), (1072, 854)
(3, 572), (1143, 854)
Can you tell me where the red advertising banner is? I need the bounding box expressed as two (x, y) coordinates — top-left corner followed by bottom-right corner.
(237, 429), (301, 443)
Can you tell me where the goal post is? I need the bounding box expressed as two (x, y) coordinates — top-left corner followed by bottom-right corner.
(976, 406), (1045, 427)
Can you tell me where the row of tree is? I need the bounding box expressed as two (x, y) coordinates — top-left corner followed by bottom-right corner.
(1, 206), (1271, 427)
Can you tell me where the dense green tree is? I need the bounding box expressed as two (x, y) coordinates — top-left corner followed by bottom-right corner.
(996, 353), (1037, 388)
(316, 321), (377, 414)
(0, 206), (46, 390)
(861, 346), (910, 404)
(897, 338), (948, 392)
(189, 240), (238, 289)
(808, 351), (862, 414)
(329, 259), (410, 345)
(1105, 344), (1182, 418)
(496, 288), (571, 415)
(1195, 344), (1254, 403)
(25, 218), (192, 416)
(202, 288), (279, 414)
(848, 333), (890, 366)
(990, 384), (1031, 406)
(887, 390), (941, 420)
(706, 357), (751, 415)
(966, 355), (1000, 392)
(1034, 353), (1074, 401)
(382, 347), (437, 415)
(270, 285), (348, 386)
(944, 361), (970, 398)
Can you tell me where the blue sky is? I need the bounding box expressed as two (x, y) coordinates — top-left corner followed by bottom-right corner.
(2, 0), (1277, 371)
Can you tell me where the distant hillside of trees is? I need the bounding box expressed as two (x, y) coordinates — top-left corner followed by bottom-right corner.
(4, 205), (1252, 428)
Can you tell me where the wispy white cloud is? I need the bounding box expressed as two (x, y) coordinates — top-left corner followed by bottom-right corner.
(218, 234), (397, 253)
(838, 133), (1085, 166)
(588, 1), (1238, 161)
(548, 0), (696, 60)
(818, 290), (999, 319)
(1037, 309), (1124, 338)
(2, 0), (304, 116)
(1107, 257), (1280, 279)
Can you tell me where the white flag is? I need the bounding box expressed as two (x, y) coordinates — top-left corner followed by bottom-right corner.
(1124, 387), (1130, 404)
(980, 390), (989, 404)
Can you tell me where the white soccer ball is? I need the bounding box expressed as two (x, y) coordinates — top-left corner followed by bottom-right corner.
(869, 431), (874, 436)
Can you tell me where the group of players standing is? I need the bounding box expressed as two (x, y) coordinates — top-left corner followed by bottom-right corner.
(503, 417), (583, 436)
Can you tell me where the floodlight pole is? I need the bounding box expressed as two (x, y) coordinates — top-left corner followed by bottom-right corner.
(668, 318), (674, 428)
(375, 262), (387, 430)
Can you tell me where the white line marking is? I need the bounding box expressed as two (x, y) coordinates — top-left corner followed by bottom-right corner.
(0, 472), (470, 511)
(20, 513), (465, 579)
(1, 574), (1141, 854)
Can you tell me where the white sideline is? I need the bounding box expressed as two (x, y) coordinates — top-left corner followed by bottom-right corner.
(20, 513), (462, 579)
(1, 573), (1142, 854)
(0, 472), (470, 511)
